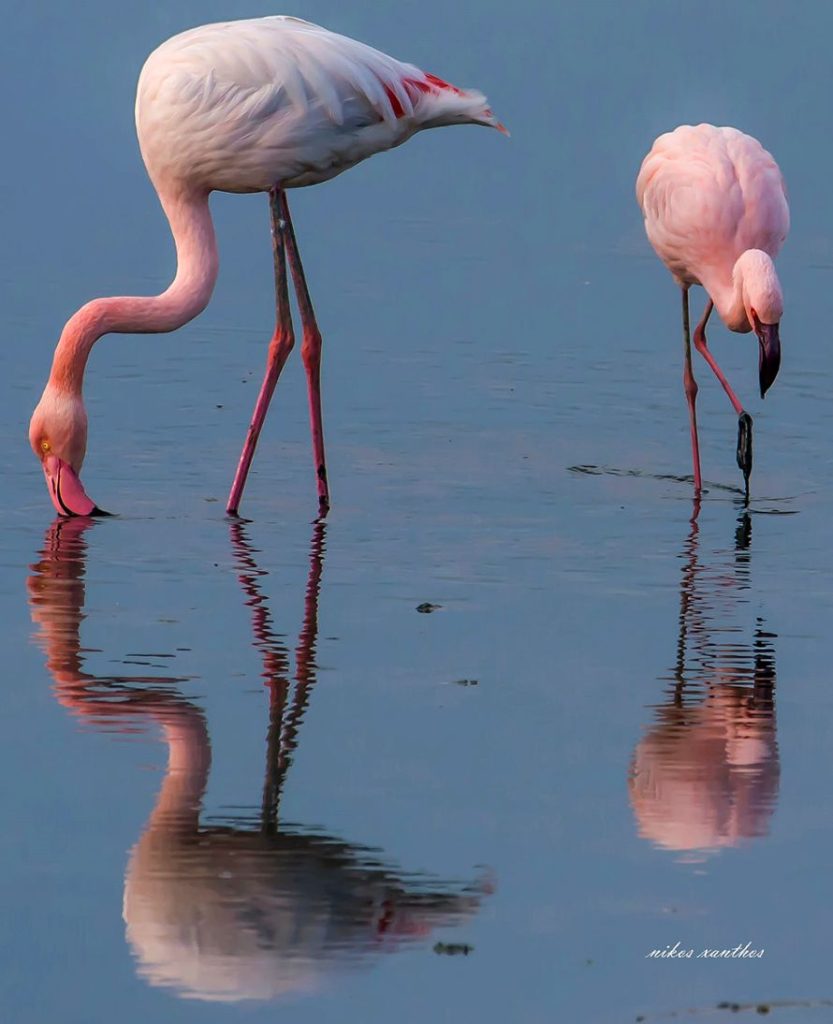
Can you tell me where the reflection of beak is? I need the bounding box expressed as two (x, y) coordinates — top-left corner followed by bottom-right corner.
(756, 322), (781, 398)
(42, 455), (108, 517)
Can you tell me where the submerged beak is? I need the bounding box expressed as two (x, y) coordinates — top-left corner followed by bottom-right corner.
(756, 321), (781, 398)
(42, 455), (108, 517)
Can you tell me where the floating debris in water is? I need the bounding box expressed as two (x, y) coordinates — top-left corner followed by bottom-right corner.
(636, 998), (802, 1021)
(416, 602), (442, 614)
(433, 942), (474, 956)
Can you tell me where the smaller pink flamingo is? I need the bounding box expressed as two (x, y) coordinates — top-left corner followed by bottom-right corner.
(636, 124), (788, 499)
(29, 16), (504, 518)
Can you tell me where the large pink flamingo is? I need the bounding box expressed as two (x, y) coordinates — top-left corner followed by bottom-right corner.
(636, 124), (789, 500)
(29, 16), (504, 518)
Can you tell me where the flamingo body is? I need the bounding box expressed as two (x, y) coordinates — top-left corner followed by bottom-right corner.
(637, 124), (789, 330)
(30, 16), (502, 517)
(137, 17), (498, 193)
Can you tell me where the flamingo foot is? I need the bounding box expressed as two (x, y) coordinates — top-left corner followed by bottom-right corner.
(736, 412), (753, 504)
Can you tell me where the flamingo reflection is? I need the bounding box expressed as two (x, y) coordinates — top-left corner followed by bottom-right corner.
(28, 519), (486, 1002)
(628, 501), (779, 857)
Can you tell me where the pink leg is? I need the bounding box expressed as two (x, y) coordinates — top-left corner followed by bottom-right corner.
(227, 188), (295, 516)
(693, 299), (753, 501)
(278, 192), (330, 517)
(692, 300), (744, 416)
(681, 288), (702, 492)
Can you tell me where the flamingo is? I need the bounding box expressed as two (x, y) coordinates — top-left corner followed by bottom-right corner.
(636, 124), (788, 500)
(28, 16), (504, 518)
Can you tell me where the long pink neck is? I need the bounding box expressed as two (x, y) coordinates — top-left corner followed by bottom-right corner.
(50, 189), (218, 394)
(700, 265), (747, 332)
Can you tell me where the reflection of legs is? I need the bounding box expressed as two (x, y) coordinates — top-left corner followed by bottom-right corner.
(681, 288), (702, 491)
(228, 518), (326, 831)
(262, 676), (289, 833)
(673, 494), (701, 705)
(692, 299), (753, 500)
(227, 187), (295, 516)
(279, 192), (330, 517)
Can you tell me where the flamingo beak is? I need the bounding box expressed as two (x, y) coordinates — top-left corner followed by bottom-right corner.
(756, 321), (781, 398)
(42, 455), (109, 517)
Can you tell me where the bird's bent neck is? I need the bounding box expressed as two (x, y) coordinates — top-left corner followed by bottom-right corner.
(702, 250), (774, 334)
(49, 189), (219, 394)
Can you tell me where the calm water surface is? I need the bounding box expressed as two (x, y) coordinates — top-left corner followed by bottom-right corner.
(3, 1), (833, 1021)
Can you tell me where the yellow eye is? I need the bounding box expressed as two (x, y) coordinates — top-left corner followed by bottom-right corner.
(40, 440), (50, 453)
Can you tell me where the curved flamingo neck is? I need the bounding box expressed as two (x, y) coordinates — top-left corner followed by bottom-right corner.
(700, 265), (747, 332)
(701, 250), (779, 333)
(49, 189), (219, 394)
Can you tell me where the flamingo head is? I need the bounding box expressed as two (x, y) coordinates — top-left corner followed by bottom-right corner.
(29, 389), (106, 517)
(737, 249), (783, 398)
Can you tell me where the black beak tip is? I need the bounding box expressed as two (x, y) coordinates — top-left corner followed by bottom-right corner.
(759, 365), (779, 400)
(59, 505), (112, 519)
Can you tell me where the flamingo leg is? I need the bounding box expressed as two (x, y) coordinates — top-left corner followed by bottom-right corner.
(681, 287), (702, 492)
(227, 187), (295, 516)
(692, 301), (745, 414)
(278, 191), (330, 518)
(692, 300), (753, 501)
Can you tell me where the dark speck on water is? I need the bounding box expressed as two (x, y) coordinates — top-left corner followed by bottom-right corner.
(433, 942), (474, 956)
(3, 2), (832, 1023)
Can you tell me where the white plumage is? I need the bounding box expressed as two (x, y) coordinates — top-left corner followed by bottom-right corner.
(136, 16), (500, 192)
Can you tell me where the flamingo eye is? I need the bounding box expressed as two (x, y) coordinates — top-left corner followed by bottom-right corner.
(40, 440), (50, 453)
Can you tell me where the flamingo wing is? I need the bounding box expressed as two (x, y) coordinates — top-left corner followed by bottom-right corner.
(723, 129), (789, 258)
(137, 16), (496, 192)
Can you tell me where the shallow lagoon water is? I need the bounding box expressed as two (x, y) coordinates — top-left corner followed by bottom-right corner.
(4, 1), (833, 1021)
